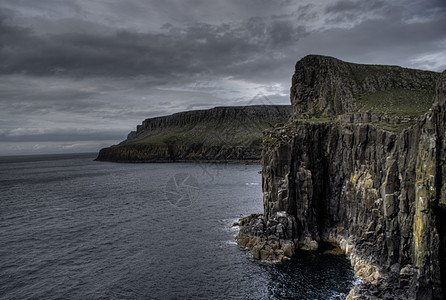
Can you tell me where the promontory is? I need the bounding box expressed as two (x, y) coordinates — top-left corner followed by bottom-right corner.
(96, 105), (292, 162)
(236, 55), (445, 299)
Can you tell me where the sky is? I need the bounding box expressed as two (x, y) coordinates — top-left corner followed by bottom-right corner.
(0, 0), (445, 155)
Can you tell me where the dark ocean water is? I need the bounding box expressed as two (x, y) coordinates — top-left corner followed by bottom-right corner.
(0, 153), (355, 299)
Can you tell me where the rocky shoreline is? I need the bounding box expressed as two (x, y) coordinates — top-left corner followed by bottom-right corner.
(235, 212), (297, 262)
(235, 212), (428, 299)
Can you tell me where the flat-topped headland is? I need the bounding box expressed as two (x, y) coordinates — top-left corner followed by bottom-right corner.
(96, 105), (292, 163)
(236, 55), (445, 299)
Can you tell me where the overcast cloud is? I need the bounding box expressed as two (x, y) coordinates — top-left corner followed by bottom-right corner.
(0, 0), (445, 155)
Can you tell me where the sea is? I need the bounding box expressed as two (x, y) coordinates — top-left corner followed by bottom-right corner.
(0, 153), (355, 299)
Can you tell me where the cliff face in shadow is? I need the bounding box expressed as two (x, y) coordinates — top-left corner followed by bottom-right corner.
(237, 55), (445, 299)
(96, 105), (292, 162)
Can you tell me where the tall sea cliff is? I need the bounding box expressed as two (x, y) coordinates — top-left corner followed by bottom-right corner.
(236, 55), (445, 299)
(96, 105), (292, 162)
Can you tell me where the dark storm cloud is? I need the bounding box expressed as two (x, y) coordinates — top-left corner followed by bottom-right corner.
(0, 10), (306, 84)
(1, 0), (446, 155)
(0, 75), (108, 116)
(324, 0), (446, 27)
(298, 12), (446, 70)
(325, 0), (386, 14)
(1, 1), (444, 85)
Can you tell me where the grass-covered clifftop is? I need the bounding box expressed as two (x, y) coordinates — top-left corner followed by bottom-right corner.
(238, 55), (445, 299)
(291, 55), (439, 119)
(96, 105), (292, 162)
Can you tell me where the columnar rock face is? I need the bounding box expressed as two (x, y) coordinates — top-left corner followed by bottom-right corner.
(237, 55), (445, 299)
(96, 105), (292, 162)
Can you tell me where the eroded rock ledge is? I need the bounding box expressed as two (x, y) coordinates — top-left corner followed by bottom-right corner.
(235, 212), (297, 262)
(237, 56), (446, 300)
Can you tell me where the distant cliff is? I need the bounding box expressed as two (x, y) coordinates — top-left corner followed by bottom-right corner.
(236, 55), (445, 299)
(96, 105), (292, 162)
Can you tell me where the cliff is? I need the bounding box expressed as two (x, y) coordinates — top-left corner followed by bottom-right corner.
(291, 55), (437, 118)
(236, 55), (445, 299)
(96, 105), (292, 162)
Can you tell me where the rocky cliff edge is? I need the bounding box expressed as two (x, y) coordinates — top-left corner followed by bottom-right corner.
(96, 105), (292, 162)
(236, 55), (445, 299)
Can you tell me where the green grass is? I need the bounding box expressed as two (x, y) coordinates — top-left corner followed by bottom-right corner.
(376, 121), (417, 133)
(356, 89), (435, 117)
(118, 120), (272, 148)
(347, 64), (437, 89)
